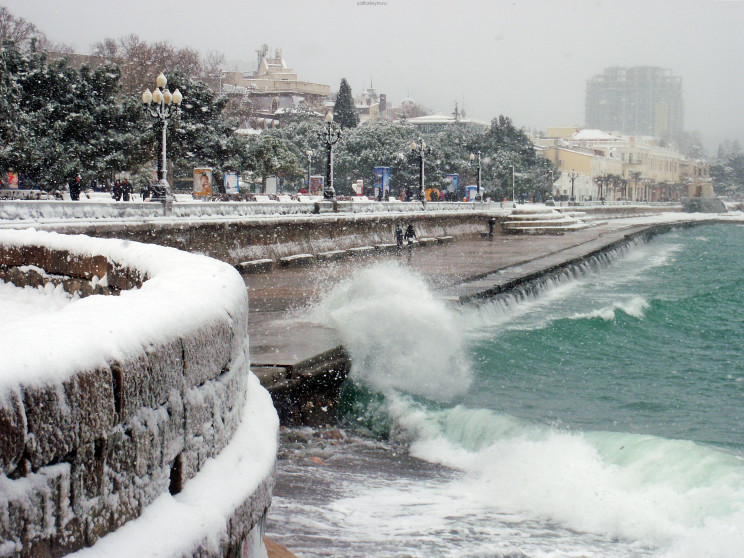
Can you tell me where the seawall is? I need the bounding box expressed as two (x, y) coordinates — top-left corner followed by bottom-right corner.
(245, 216), (727, 427)
(0, 230), (277, 557)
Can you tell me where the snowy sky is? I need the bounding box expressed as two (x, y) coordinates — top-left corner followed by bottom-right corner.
(6, 0), (744, 153)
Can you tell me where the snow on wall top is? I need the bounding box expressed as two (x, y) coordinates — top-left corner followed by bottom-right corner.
(0, 228), (249, 392)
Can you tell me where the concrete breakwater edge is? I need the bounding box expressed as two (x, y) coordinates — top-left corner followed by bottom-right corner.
(249, 215), (727, 427)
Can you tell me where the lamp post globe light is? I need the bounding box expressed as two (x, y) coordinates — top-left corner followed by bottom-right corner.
(317, 112), (341, 200)
(142, 72), (182, 213)
(568, 169), (578, 202)
(469, 150), (482, 201)
(411, 139), (427, 201)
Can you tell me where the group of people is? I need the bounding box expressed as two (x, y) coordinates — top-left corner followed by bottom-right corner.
(112, 179), (136, 201)
(67, 174), (154, 202)
(395, 223), (417, 254)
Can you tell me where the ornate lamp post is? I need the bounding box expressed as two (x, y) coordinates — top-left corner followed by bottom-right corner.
(142, 72), (182, 213)
(317, 112), (341, 200)
(568, 169), (578, 202)
(305, 149), (313, 192)
(411, 139), (427, 201)
(469, 151), (482, 201)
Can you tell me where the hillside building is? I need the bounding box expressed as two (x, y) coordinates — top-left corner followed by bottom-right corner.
(221, 45), (330, 128)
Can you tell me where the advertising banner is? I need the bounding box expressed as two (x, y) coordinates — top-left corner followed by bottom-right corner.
(224, 172), (239, 195)
(309, 175), (324, 196)
(7, 172), (19, 189)
(373, 167), (391, 198)
(444, 173), (459, 194)
(193, 168), (212, 197)
(353, 179), (363, 196)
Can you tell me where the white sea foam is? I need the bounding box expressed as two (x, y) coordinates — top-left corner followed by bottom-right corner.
(569, 295), (650, 321)
(463, 240), (680, 336)
(384, 395), (744, 558)
(307, 262), (471, 401)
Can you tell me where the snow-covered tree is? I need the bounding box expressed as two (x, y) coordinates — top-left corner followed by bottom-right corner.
(164, 72), (237, 184)
(0, 44), (143, 189)
(711, 151), (744, 196)
(333, 78), (358, 129)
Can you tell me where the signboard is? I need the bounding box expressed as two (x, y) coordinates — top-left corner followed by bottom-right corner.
(373, 167), (391, 198)
(7, 172), (19, 189)
(224, 172), (240, 195)
(465, 185), (478, 201)
(444, 173), (459, 194)
(265, 176), (278, 195)
(309, 175), (324, 196)
(193, 168), (212, 197)
(353, 179), (363, 196)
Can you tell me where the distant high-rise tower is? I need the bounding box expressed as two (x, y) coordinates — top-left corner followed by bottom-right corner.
(585, 66), (683, 139)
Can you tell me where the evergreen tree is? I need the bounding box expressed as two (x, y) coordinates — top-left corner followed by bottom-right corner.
(0, 44), (143, 189)
(333, 78), (358, 129)
(165, 72), (237, 183)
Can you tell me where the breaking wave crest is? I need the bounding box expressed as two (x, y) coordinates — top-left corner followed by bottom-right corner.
(308, 262), (471, 401)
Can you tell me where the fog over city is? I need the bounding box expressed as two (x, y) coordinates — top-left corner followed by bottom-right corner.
(6, 0), (743, 153)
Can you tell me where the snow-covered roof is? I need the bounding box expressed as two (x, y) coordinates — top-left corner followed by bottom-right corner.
(406, 113), (490, 128)
(573, 129), (621, 141)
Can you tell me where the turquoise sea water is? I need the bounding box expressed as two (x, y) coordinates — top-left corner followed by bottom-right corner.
(268, 224), (744, 558)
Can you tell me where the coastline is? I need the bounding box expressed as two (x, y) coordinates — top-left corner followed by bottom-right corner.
(249, 213), (737, 424)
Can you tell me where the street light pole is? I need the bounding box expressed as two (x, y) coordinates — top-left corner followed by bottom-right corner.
(470, 151), (482, 201)
(411, 139), (427, 202)
(511, 164), (516, 206)
(305, 149), (313, 192)
(317, 112), (341, 200)
(142, 72), (182, 215)
(568, 169), (578, 202)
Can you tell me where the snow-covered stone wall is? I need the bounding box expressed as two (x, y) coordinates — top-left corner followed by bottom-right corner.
(0, 199), (480, 224)
(0, 230), (278, 558)
(32, 211), (496, 266)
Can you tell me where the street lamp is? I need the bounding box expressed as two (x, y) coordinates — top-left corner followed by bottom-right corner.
(305, 149), (313, 192)
(317, 112), (341, 200)
(568, 169), (578, 202)
(469, 151), (482, 201)
(142, 72), (182, 214)
(510, 164), (517, 206)
(411, 139), (427, 201)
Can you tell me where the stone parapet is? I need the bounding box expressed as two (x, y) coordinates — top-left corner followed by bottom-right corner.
(0, 230), (276, 558)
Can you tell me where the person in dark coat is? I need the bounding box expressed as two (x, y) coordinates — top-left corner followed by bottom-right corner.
(113, 179), (122, 201)
(68, 174), (82, 201)
(121, 179), (132, 202)
(404, 224), (416, 252)
(395, 224), (404, 254)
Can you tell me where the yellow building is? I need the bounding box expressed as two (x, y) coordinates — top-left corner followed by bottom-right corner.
(539, 144), (622, 201)
(539, 128), (702, 201)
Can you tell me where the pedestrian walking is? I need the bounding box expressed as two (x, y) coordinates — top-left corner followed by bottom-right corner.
(404, 224), (416, 253)
(395, 224), (404, 254)
(121, 179), (132, 202)
(113, 179), (122, 201)
(68, 174), (82, 201)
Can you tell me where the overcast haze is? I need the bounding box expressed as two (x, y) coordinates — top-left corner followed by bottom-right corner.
(5, 0), (744, 153)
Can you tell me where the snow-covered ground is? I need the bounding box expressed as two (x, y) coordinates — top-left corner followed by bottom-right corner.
(0, 280), (75, 327)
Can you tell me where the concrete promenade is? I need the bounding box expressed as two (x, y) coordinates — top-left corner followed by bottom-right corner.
(245, 213), (729, 423)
